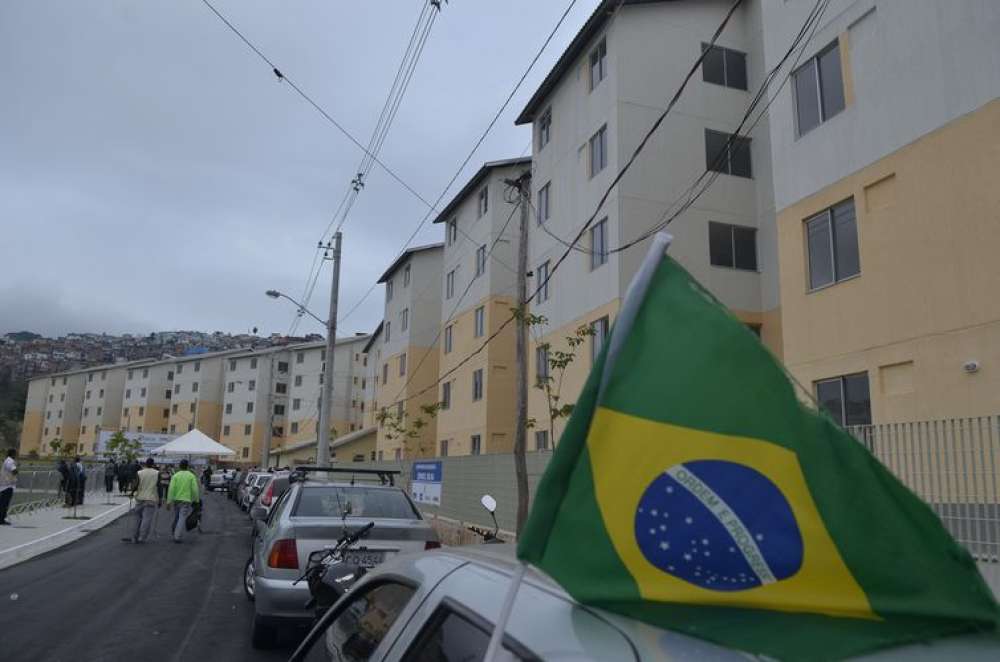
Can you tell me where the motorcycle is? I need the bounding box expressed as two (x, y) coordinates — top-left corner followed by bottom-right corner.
(466, 494), (505, 544)
(294, 520), (375, 619)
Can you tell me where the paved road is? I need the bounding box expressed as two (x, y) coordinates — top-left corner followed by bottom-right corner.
(0, 492), (299, 662)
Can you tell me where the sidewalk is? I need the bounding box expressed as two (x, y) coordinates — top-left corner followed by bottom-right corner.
(0, 495), (132, 571)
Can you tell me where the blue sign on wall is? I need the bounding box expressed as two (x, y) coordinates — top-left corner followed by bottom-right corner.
(411, 461), (442, 505)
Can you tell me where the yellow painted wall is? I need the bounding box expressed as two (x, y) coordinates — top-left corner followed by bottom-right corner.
(376, 344), (439, 459)
(195, 401), (223, 440)
(777, 99), (1000, 422)
(19, 411), (44, 456)
(527, 299), (620, 448)
(332, 430), (377, 463)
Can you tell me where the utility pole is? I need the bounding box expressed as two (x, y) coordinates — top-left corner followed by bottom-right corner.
(317, 232), (342, 467)
(261, 353), (274, 469)
(509, 172), (531, 534)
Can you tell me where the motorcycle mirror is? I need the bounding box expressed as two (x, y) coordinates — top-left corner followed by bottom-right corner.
(480, 494), (497, 514)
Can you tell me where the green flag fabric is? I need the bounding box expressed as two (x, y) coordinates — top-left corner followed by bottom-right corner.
(517, 253), (999, 661)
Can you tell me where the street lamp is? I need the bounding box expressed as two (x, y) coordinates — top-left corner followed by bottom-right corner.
(264, 290), (326, 327)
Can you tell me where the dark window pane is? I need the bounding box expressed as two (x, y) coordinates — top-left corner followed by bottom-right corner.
(818, 43), (845, 119)
(733, 225), (758, 270)
(725, 48), (748, 90)
(327, 583), (415, 661)
(704, 129), (729, 173)
(730, 136), (752, 178)
(832, 199), (860, 279)
(294, 486), (420, 519)
(843, 373), (872, 426)
(816, 379), (844, 427)
(794, 61), (820, 135)
(701, 43), (725, 86)
(806, 212), (834, 289)
(708, 222), (733, 267)
(404, 610), (491, 662)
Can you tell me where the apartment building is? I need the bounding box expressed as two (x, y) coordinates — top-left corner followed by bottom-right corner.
(78, 362), (143, 453)
(34, 370), (86, 454)
(763, 1), (1000, 424)
(432, 159), (528, 457)
(362, 323), (383, 431)
(119, 362), (173, 434)
(516, 0), (775, 446)
(168, 349), (241, 437)
(375, 244), (444, 459)
(219, 349), (283, 463)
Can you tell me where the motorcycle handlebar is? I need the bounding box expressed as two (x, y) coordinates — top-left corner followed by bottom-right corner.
(341, 521), (375, 547)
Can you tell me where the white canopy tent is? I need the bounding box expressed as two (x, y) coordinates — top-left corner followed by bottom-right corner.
(151, 429), (236, 457)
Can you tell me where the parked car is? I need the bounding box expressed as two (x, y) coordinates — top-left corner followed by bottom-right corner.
(237, 471), (263, 510)
(208, 469), (234, 492)
(241, 473), (271, 511)
(289, 544), (1000, 661)
(250, 471), (292, 523)
(227, 469), (245, 500)
(245, 467), (439, 648)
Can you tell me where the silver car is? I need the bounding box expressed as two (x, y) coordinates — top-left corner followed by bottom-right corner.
(241, 473), (270, 511)
(245, 468), (440, 649)
(289, 545), (1000, 661)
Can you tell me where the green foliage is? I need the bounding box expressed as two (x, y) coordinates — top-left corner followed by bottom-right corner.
(529, 322), (596, 447)
(375, 402), (442, 457)
(106, 431), (142, 463)
(0, 369), (26, 450)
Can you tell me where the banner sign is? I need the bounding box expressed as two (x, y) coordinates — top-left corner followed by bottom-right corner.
(410, 460), (442, 506)
(96, 431), (177, 459)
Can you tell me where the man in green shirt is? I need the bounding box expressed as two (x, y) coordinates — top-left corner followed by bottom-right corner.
(166, 459), (200, 543)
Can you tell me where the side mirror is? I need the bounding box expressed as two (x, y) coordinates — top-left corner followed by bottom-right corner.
(480, 494), (497, 514)
(251, 506), (268, 521)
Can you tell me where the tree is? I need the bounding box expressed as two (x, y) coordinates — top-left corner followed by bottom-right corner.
(106, 431), (142, 464)
(375, 403), (441, 458)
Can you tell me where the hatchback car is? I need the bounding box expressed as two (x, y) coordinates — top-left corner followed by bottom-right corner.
(245, 468), (440, 648)
(241, 473), (270, 511)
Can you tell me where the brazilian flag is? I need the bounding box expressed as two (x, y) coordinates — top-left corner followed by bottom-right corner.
(518, 237), (999, 661)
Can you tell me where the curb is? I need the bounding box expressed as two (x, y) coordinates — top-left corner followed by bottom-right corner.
(0, 502), (131, 571)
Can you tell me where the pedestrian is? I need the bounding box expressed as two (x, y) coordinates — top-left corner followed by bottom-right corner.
(157, 465), (171, 505)
(117, 460), (128, 494)
(74, 456), (86, 506)
(0, 449), (18, 525)
(104, 459), (117, 494)
(202, 465), (213, 489)
(65, 460), (79, 506)
(127, 458), (160, 544)
(166, 459), (200, 543)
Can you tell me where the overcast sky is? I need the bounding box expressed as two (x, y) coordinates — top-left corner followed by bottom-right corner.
(0, 0), (597, 338)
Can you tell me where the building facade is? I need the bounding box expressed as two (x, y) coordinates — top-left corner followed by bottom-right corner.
(78, 363), (134, 453)
(168, 350), (240, 438)
(432, 159), (528, 456)
(119, 362), (173, 434)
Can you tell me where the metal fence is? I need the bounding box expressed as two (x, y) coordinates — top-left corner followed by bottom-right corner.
(850, 416), (1000, 561)
(8, 467), (106, 517)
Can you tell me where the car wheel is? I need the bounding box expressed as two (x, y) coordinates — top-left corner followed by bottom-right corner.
(251, 615), (277, 649)
(244, 557), (256, 601)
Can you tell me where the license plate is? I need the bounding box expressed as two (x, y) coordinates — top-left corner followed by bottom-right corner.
(341, 550), (386, 568)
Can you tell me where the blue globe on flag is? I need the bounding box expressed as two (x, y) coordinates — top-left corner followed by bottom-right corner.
(634, 460), (803, 591)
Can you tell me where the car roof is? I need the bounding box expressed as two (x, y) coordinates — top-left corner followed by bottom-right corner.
(295, 479), (401, 490)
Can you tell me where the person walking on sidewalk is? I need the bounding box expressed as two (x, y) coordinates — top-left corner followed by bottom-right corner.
(166, 459), (200, 543)
(128, 458), (160, 544)
(73, 456), (86, 506)
(0, 449), (18, 526)
(104, 460), (117, 495)
(157, 465), (171, 505)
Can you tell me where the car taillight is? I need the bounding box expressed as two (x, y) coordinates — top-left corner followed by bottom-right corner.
(424, 540), (441, 550)
(260, 481), (274, 506)
(267, 539), (299, 569)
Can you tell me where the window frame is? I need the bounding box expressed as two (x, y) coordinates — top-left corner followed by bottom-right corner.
(590, 218), (608, 270)
(704, 129), (752, 178)
(589, 38), (607, 91)
(470, 434), (482, 456)
(447, 218), (458, 246)
(475, 245), (486, 278)
(472, 368), (483, 401)
(590, 316), (610, 365)
(708, 221), (758, 271)
(477, 186), (489, 217)
(443, 325), (453, 354)
(537, 108), (551, 149)
(441, 381), (451, 410)
(445, 269), (456, 299)
(792, 39), (846, 137)
(701, 42), (748, 90)
(805, 198), (860, 291)
(589, 125), (608, 177)
(536, 182), (550, 225)
(473, 306), (485, 338)
(814, 372), (871, 428)
(399, 598), (538, 662)
(537, 261), (550, 302)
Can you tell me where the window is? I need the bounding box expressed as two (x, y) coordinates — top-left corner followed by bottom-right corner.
(403, 264), (411, 287)
(293, 398), (301, 411)
(140, 387), (147, 397)
(142, 368), (149, 378)
(445, 269), (456, 299)
(399, 353), (407, 377)
(815, 372), (871, 427)
(806, 198), (859, 290)
(99, 389), (104, 397)
(296, 352), (304, 364)
(475, 245), (486, 277)
(273, 426), (284, 438)
(167, 371), (173, 381)
(472, 369), (483, 401)
(274, 404), (285, 416)
(229, 360), (236, 371)
(447, 218), (458, 246)
(177, 364), (183, 375)
(138, 406), (145, 416)
(477, 186), (488, 217)
(535, 430), (549, 451)
(223, 425), (230, 436)
(246, 402), (254, 414)
(441, 381), (451, 410)
(291, 422), (299, 434)
(83, 407), (89, 417)
(294, 375), (302, 387)
(474, 306), (485, 337)
(538, 107), (551, 149)
(122, 408), (128, 418)
(444, 325), (453, 354)
(537, 182), (550, 224)
(277, 361), (288, 374)
(244, 424), (252, 435)
(401, 308), (409, 332)
(174, 383), (180, 394)
(701, 42), (747, 90)
(227, 382), (234, 393)
(81, 425), (87, 435)
(383, 363), (389, 384)
(174, 404), (180, 414)
(242, 447), (249, 458)
(471, 435), (482, 455)
(248, 358), (257, 370)
(162, 409), (169, 419)
(60, 393), (65, 402)
(589, 125), (607, 176)
(191, 382), (199, 393)
(591, 316), (610, 365)
(440, 439), (449, 457)
(536, 345), (550, 384)
(705, 129), (752, 178)
(125, 389), (131, 399)
(249, 379), (256, 391)
(589, 38), (607, 90)
(88, 373), (94, 383)
(793, 40), (845, 136)
(86, 390), (91, 400)
(225, 403), (232, 414)
(709, 222), (757, 271)
(189, 403), (195, 413)
(537, 261), (550, 302)
(397, 402), (404, 419)
(386, 278), (394, 301)
(194, 361), (201, 373)
(319, 582), (415, 661)
(590, 218), (608, 269)
(170, 424), (177, 433)
(276, 382), (287, 394)
(385, 321), (392, 343)
(165, 390), (171, 399)
(97, 407), (102, 416)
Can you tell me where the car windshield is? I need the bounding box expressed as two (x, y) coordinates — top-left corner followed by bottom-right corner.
(294, 486), (419, 519)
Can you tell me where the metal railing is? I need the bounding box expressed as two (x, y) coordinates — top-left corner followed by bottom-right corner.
(8, 467), (106, 517)
(850, 416), (1000, 561)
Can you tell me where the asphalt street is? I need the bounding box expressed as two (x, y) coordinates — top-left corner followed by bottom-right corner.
(0, 492), (298, 662)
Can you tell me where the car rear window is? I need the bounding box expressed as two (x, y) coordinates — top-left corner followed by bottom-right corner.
(294, 486), (420, 519)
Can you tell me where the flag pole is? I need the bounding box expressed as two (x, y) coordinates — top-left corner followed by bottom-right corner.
(484, 560), (527, 660)
(598, 232), (673, 400)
